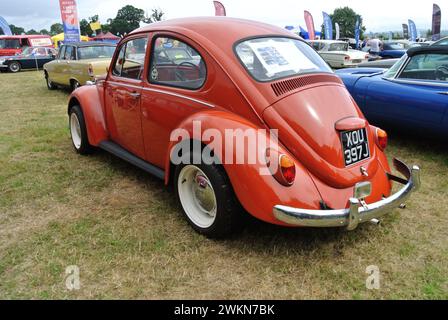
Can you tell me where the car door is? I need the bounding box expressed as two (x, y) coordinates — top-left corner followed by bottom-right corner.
(50, 45), (66, 84)
(141, 34), (209, 169)
(61, 45), (76, 85)
(104, 36), (149, 159)
(364, 52), (448, 132)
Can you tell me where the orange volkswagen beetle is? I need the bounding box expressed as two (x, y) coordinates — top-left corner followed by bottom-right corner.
(67, 17), (420, 238)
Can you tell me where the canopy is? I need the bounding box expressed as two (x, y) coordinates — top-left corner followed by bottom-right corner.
(51, 33), (90, 48)
(93, 32), (120, 42)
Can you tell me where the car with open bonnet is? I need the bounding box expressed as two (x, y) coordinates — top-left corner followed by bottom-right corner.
(66, 17), (420, 238)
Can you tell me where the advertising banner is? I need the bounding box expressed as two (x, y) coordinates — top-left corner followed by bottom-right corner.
(322, 12), (333, 40)
(213, 1), (226, 16)
(355, 19), (360, 49)
(59, 0), (81, 43)
(335, 23), (340, 40)
(0, 16), (12, 35)
(408, 20), (418, 41)
(432, 3), (442, 41)
(304, 11), (315, 40)
(402, 24), (409, 39)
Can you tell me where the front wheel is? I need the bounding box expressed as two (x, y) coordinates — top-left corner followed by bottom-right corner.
(46, 73), (56, 90)
(8, 62), (21, 73)
(71, 80), (80, 92)
(69, 105), (93, 155)
(174, 161), (244, 238)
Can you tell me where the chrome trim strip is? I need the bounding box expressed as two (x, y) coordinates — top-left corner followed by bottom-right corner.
(107, 81), (214, 108)
(273, 158), (420, 230)
(387, 78), (448, 88)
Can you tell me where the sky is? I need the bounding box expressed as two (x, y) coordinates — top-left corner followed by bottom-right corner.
(1, 0), (446, 33)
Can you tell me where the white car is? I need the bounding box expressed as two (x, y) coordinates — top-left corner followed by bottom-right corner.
(309, 40), (368, 68)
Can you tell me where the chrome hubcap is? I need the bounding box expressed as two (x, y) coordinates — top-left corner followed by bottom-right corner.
(70, 113), (82, 149)
(178, 165), (217, 228)
(10, 63), (19, 72)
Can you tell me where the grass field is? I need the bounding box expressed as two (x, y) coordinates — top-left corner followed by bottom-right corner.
(0, 71), (447, 300)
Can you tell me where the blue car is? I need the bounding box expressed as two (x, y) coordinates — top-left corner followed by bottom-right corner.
(0, 47), (57, 73)
(379, 42), (408, 59)
(336, 45), (448, 136)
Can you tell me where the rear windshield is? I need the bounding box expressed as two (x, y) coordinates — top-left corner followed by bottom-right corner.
(235, 37), (332, 82)
(77, 46), (116, 60)
(328, 43), (349, 51)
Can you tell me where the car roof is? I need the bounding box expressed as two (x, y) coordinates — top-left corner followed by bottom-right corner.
(61, 41), (116, 47)
(407, 45), (448, 57)
(0, 35), (51, 39)
(131, 17), (298, 49)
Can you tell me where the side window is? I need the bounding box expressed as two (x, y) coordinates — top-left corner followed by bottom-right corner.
(149, 37), (207, 90)
(400, 53), (448, 81)
(59, 46), (66, 60)
(65, 46), (75, 60)
(112, 37), (148, 80)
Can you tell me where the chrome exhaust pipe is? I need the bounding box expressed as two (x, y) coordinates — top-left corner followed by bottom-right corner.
(370, 219), (381, 225)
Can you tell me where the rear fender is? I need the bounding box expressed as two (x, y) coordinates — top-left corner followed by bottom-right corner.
(164, 110), (323, 225)
(68, 84), (107, 146)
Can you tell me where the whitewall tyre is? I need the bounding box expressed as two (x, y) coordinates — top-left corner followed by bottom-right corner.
(69, 105), (93, 155)
(8, 62), (21, 73)
(174, 160), (244, 238)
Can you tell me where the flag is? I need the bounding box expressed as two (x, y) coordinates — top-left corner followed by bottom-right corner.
(0, 16), (12, 35)
(408, 20), (417, 42)
(90, 21), (101, 32)
(213, 1), (226, 16)
(322, 12), (333, 40)
(304, 11), (315, 40)
(402, 24), (409, 39)
(355, 19), (361, 49)
(335, 23), (340, 40)
(58, 0), (81, 43)
(432, 3), (442, 41)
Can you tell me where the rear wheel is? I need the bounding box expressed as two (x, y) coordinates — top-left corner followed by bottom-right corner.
(69, 105), (93, 155)
(71, 80), (81, 92)
(174, 157), (244, 238)
(8, 62), (21, 73)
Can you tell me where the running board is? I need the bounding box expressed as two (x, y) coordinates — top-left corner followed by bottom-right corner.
(99, 141), (165, 180)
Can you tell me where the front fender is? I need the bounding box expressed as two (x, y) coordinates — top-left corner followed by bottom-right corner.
(165, 110), (323, 225)
(68, 84), (107, 146)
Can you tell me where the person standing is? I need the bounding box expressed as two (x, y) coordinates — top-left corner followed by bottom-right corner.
(367, 38), (383, 56)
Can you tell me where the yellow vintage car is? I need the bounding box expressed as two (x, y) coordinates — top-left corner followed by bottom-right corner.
(44, 42), (116, 91)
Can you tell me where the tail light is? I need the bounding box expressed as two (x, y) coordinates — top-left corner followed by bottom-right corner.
(88, 64), (94, 77)
(344, 55), (350, 61)
(375, 128), (388, 150)
(266, 149), (296, 186)
(365, 55), (369, 59)
(279, 154), (296, 185)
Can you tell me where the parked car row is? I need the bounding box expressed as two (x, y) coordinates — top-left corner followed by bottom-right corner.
(62, 18), (420, 238)
(0, 47), (57, 73)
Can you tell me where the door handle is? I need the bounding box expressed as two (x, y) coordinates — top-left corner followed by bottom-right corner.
(129, 92), (141, 99)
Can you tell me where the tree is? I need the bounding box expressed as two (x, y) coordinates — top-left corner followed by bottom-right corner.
(9, 24), (25, 35)
(26, 29), (39, 35)
(80, 19), (92, 36)
(50, 23), (64, 36)
(109, 5), (146, 35)
(39, 29), (50, 35)
(324, 7), (366, 39)
(144, 8), (165, 24)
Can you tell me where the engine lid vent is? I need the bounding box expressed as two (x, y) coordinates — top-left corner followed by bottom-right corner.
(271, 74), (342, 97)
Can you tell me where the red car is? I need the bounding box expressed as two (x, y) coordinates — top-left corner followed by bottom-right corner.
(67, 18), (420, 238)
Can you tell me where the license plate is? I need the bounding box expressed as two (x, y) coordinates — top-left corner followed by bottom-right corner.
(341, 128), (370, 166)
(352, 59), (362, 63)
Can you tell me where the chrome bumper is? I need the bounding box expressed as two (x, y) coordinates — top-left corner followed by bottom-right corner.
(273, 159), (420, 230)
